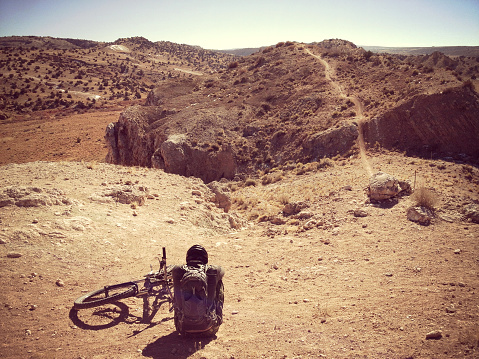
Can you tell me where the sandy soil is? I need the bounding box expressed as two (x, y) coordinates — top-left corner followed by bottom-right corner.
(0, 151), (478, 358)
(0, 110), (119, 165)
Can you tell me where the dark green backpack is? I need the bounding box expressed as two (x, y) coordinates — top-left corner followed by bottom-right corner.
(176, 264), (216, 333)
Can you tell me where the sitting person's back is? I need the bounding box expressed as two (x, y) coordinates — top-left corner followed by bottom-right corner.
(172, 245), (224, 336)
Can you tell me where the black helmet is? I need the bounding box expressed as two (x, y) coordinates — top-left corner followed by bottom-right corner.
(186, 244), (208, 265)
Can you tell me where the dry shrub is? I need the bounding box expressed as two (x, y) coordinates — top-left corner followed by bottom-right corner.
(413, 186), (438, 210)
(233, 196), (258, 211)
(228, 61), (239, 69)
(317, 158), (334, 169)
(228, 183), (240, 192)
(277, 193), (290, 205)
(261, 171), (284, 185)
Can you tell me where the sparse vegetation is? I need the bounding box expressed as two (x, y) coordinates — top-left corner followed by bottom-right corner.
(413, 186), (438, 211)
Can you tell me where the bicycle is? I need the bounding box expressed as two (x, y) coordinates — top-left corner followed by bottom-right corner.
(73, 247), (174, 323)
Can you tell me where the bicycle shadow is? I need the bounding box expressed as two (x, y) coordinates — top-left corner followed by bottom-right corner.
(142, 332), (215, 359)
(70, 295), (174, 331)
(69, 302), (131, 330)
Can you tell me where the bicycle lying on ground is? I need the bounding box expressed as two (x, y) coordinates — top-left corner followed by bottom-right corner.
(73, 247), (173, 323)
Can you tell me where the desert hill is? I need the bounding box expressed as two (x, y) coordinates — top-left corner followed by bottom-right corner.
(220, 44), (479, 58)
(363, 45), (479, 57)
(0, 36), (479, 359)
(0, 36), (238, 120)
(105, 39), (479, 184)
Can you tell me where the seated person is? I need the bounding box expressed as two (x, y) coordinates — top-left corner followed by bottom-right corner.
(172, 245), (224, 336)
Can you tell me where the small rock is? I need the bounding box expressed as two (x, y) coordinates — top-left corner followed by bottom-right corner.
(353, 209), (368, 217)
(445, 307), (456, 313)
(7, 252), (22, 258)
(25, 329), (32, 336)
(55, 279), (65, 287)
(425, 330), (443, 340)
(32, 219), (39, 224)
(303, 219), (317, 230)
(192, 190), (202, 196)
(454, 249), (461, 254)
(407, 206), (433, 225)
(231, 311), (239, 315)
(132, 211), (138, 217)
(303, 299), (310, 303)
(385, 273), (393, 277)
(29, 305), (37, 311)
(297, 211), (313, 220)
(0, 238), (8, 244)
(270, 216), (286, 225)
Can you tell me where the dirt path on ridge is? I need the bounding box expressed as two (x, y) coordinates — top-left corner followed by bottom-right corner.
(304, 48), (373, 176)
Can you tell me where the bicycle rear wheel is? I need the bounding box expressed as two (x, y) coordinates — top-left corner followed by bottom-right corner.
(73, 282), (139, 309)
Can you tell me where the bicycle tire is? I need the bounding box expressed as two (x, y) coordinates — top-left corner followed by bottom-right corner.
(73, 282), (139, 309)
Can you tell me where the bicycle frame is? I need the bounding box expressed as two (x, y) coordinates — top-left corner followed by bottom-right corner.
(139, 247), (174, 322)
(73, 247), (174, 324)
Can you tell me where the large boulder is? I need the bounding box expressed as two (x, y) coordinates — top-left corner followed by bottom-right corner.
(151, 134), (236, 183)
(368, 172), (411, 201)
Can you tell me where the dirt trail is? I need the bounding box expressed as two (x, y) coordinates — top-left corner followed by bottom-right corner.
(304, 48), (373, 176)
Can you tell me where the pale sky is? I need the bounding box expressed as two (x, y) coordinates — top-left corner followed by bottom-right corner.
(0, 0), (478, 49)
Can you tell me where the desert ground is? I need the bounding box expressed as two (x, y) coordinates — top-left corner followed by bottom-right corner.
(1, 37), (478, 359)
(0, 132), (478, 359)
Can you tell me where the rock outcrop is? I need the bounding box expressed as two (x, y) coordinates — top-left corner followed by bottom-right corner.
(302, 122), (358, 159)
(151, 134), (236, 184)
(207, 181), (232, 213)
(363, 86), (479, 159)
(0, 186), (73, 207)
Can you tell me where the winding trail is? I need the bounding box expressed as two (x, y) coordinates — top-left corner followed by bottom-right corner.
(304, 48), (373, 176)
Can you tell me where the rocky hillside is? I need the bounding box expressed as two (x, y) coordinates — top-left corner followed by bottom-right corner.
(105, 40), (479, 182)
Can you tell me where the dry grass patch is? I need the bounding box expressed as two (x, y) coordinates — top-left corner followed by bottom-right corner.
(413, 185), (438, 211)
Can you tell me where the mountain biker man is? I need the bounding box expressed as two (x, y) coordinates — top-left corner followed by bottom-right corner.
(171, 244), (224, 336)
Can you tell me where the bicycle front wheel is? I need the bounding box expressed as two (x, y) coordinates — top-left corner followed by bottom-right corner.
(73, 282), (139, 309)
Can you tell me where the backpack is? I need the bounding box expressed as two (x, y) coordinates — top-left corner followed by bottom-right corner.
(175, 264), (217, 333)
